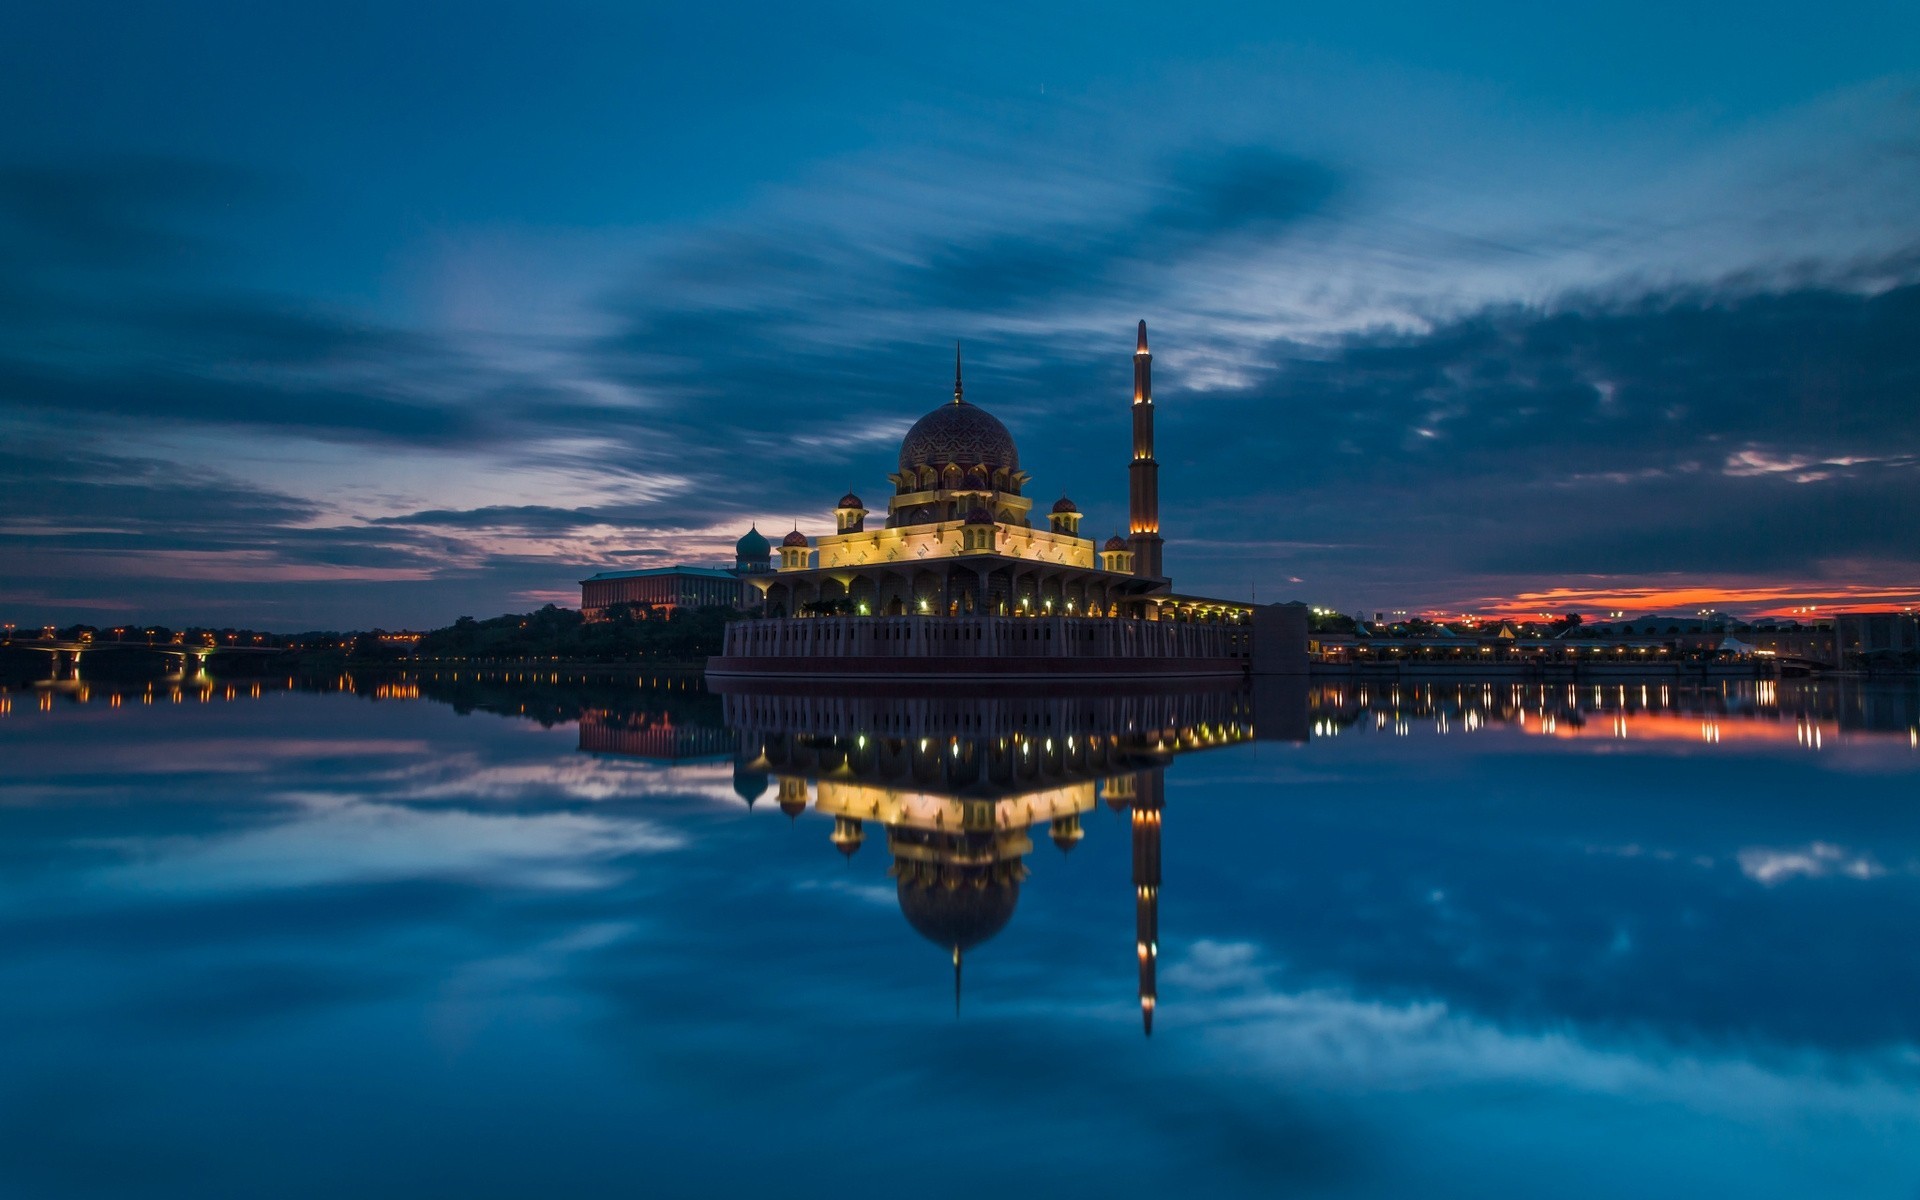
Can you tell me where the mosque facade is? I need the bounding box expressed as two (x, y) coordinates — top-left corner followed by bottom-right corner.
(737, 323), (1243, 624)
(579, 322), (1299, 675)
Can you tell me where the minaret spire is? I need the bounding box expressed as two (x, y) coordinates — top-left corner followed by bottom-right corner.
(953, 341), (964, 405)
(1128, 320), (1165, 579)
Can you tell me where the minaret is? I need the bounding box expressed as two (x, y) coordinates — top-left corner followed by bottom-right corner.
(1128, 321), (1164, 579)
(1132, 768), (1162, 1036)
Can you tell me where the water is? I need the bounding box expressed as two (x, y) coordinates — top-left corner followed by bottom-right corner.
(2, 673), (1917, 1198)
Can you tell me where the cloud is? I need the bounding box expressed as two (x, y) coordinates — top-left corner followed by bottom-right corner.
(0, 443), (320, 532)
(89, 786), (687, 896)
(905, 147), (1340, 310)
(1165, 282), (1920, 601)
(0, 157), (258, 274)
(1738, 842), (1889, 886)
(1159, 939), (1920, 1133)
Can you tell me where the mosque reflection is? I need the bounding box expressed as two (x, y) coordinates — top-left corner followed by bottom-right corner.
(565, 672), (1919, 1034)
(583, 681), (1304, 1034)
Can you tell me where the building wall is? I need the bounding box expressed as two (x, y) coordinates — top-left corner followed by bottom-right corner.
(1746, 626), (1836, 663)
(1251, 603), (1309, 676)
(581, 572), (742, 619)
(720, 615), (1249, 661)
(1836, 612), (1920, 664)
(813, 519), (1094, 571)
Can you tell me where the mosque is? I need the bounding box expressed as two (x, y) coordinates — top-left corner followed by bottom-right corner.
(691, 323), (1294, 679)
(581, 322), (1306, 674)
(730, 322), (1244, 623)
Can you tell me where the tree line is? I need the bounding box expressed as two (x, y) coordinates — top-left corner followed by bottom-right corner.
(414, 603), (740, 663)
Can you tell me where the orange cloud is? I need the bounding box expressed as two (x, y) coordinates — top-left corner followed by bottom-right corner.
(1450, 582), (1920, 621)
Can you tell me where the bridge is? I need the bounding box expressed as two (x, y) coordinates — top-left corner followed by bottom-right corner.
(2, 637), (287, 680)
(1767, 653), (1834, 675)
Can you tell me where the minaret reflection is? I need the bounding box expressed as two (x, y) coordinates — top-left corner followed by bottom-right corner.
(715, 683), (1286, 1034)
(1127, 772), (1163, 1035)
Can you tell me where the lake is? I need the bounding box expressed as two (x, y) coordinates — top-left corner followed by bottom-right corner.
(2, 672), (1916, 1198)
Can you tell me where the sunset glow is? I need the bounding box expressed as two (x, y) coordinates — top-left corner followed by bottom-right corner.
(1462, 583), (1920, 622)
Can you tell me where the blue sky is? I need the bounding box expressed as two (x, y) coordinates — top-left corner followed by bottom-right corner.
(3, 2), (1918, 627)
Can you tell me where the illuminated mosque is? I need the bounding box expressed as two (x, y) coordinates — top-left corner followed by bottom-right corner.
(739, 323), (1245, 624)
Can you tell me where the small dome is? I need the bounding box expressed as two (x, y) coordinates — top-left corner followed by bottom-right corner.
(1051, 496), (1078, 514)
(732, 768), (769, 806)
(837, 492), (865, 510)
(782, 529), (810, 548)
(1104, 535), (1129, 551)
(830, 817), (864, 857)
(735, 525), (771, 558)
(1049, 815), (1084, 853)
(964, 507), (996, 525)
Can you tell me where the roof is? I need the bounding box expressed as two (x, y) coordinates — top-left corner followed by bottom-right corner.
(898, 398), (1020, 473)
(735, 526), (770, 556)
(580, 565), (738, 583)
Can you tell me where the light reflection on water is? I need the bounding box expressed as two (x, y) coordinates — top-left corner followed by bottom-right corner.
(0, 672), (1917, 1198)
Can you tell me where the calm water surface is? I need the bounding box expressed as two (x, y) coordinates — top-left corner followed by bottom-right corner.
(2, 674), (1917, 1198)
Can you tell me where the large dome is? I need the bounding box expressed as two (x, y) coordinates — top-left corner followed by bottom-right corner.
(897, 399), (1019, 474)
(898, 875), (1020, 952)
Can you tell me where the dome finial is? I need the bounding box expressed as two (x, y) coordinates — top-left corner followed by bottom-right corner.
(953, 341), (963, 405)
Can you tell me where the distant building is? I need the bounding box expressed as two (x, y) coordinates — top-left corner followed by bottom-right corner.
(579, 526), (775, 619)
(1834, 611), (1919, 667)
(580, 565), (745, 620)
(1744, 620), (1835, 665)
(1584, 613), (1732, 637)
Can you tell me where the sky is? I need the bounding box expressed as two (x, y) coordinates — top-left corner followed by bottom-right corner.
(2, 1), (1918, 629)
